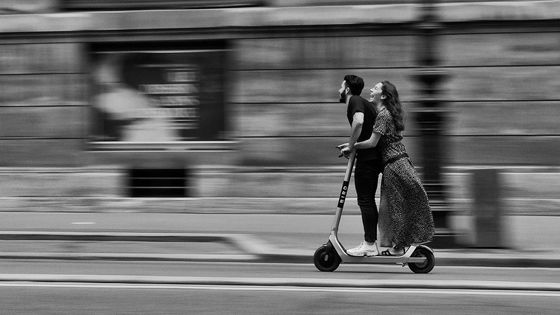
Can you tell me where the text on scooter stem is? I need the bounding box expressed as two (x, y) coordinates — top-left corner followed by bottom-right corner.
(337, 181), (349, 208)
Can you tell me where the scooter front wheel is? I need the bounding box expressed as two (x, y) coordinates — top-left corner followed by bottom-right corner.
(314, 242), (341, 272)
(408, 245), (435, 274)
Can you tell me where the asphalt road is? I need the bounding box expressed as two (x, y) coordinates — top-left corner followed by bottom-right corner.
(1, 281), (559, 314)
(0, 260), (559, 314)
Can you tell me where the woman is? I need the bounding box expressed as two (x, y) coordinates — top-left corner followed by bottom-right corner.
(340, 81), (434, 256)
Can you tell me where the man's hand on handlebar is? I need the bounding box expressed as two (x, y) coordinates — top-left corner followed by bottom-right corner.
(337, 143), (353, 159)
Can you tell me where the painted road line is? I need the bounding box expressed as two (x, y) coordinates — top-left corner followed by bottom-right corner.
(0, 282), (559, 297)
(0, 274), (559, 291)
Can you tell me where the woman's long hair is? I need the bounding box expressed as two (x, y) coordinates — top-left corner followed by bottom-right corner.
(381, 80), (405, 132)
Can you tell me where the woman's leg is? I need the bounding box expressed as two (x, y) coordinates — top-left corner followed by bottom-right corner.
(391, 159), (435, 246)
(382, 163), (409, 249)
(378, 178), (393, 248)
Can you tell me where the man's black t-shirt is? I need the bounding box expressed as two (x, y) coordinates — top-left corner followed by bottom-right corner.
(347, 95), (382, 162)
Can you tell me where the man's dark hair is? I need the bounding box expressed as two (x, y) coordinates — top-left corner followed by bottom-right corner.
(343, 75), (364, 96)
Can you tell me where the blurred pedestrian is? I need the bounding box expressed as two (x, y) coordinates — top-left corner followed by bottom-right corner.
(340, 81), (434, 255)
(338, 75), (384, 256)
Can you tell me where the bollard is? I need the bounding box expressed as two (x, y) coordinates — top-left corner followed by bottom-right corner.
(472, 169), (504, 248)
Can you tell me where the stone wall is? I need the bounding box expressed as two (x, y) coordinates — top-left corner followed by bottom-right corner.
(0, 2), (559, 214)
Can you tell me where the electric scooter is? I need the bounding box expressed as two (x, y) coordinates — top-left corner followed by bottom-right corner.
(313, 150), (435, 273)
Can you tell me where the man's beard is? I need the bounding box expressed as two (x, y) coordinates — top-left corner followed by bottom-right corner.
(339, 92), (346, 103)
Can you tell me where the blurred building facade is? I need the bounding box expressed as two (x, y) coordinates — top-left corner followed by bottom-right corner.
(0, 0), (559, 216)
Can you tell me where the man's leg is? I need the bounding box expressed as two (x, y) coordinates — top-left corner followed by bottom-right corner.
(354, 160), (380, 244)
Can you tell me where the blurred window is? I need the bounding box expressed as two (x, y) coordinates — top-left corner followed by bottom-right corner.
(60, 0), (264, 11)
(89, 41), (227, 145)
(128, 168), (190, 197)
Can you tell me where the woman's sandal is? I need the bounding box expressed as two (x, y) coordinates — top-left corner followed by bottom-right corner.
(381, 247), (405, 256)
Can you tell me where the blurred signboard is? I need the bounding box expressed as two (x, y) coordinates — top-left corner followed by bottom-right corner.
(0, 0), (57, 13)
(90, 43), (226, 145)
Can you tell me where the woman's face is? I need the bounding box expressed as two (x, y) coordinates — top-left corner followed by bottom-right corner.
(369, 82), (383, 103)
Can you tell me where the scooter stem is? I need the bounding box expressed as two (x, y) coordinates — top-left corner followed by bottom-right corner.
(331, 150), (357, 234)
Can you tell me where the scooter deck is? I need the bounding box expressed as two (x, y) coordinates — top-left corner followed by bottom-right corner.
(340, 254), (427, 265)
(329, 234), (428, 265)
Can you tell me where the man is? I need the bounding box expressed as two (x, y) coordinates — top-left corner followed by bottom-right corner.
(338, 75), (383, 256)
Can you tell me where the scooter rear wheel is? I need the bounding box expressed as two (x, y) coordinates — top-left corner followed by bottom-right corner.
(408, 245), (435, 274)
(314, 242), (341, 272)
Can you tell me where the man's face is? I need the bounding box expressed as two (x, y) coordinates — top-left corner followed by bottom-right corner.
(369, 82), (383, 103)
(338, 80), (348, 103)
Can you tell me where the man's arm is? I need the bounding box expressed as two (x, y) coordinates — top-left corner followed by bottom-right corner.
(348, 112), (364, 151)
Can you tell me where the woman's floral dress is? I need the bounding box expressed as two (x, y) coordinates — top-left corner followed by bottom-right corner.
(373, 108), (435, 248)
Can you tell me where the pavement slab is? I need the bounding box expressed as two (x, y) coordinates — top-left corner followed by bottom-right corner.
(0, 212), (558, 267)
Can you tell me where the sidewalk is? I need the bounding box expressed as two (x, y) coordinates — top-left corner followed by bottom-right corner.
(0, 212), (558, 267)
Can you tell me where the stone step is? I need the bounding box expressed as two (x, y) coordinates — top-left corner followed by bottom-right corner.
(0, 195), (558, 216)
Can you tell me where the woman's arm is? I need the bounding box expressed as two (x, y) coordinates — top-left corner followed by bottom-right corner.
(339, 131), (381, 157)
(355, 131), (381, 149)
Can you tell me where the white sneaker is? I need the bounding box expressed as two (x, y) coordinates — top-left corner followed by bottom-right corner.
(347, 241), (379, 256)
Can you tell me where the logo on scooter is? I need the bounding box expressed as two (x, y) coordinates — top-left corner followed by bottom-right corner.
(337, 181), (349, 208)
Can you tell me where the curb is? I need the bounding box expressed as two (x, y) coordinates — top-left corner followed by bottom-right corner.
(0, 231), (260, 262)
(0, 252), (257, 262)
(1, 231), (559, 268)
(6, 251), (559, 268)
(0, 231), (243, 243)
